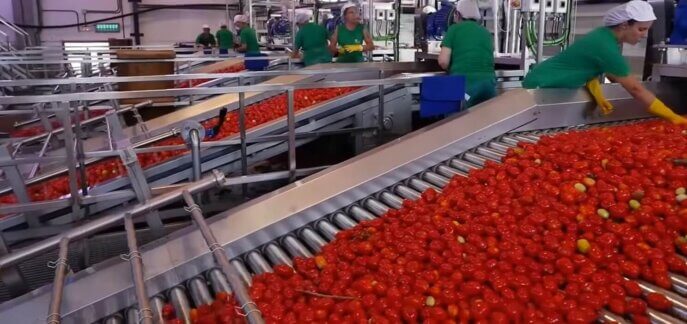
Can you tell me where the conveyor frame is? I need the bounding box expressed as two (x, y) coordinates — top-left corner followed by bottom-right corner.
(1, 80), (685, 323)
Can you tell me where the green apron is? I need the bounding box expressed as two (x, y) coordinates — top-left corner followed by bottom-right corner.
(336, 24), (365, 63)
(295, 23), (332, 66)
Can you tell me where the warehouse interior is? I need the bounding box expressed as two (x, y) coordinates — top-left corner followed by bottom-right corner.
(1, 0), (687, 323)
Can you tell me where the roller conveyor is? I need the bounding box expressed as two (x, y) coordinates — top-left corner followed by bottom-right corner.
(97, 125), (687, 323)
(2, 82), (687, 323)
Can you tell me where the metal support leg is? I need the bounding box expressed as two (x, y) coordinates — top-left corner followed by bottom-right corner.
(73, 107), (90, 219)
(181, 191), (264, 324)
(118, 149), (164, 236)
(56, 106), (82, 220)
(239, 91), (248, 195)
(190, 129), (202, 183)
(46, 238), (70, 324)
(286, 89), (296, 181)
(377, 71), (385, 143)
(123, 213), (154, 324)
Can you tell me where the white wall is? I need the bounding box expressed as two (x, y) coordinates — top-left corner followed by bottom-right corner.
(39, 0), (239, 46)
(0, 0), (16, 44)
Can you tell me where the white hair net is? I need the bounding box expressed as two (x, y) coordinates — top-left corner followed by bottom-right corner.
(233, 14), (249, 24)
(455, 0), (482, 20)
(295, 10), (312, 24)
(603, 0), (656, 27)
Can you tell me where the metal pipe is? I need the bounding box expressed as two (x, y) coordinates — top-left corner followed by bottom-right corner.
(190, 129), (202, 182)
(123, 213), (154, 324)
(239, 90), (248, 195)
(181, 190), (264, 324)
(46, 238), (70, 324)
(0, 171), (223, 269)
(287, 88), (296, 180)
(536, 2), (546, 63)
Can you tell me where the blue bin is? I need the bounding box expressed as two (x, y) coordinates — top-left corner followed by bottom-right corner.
(245, 52), (269, 71)
(419, 75), (466, 118)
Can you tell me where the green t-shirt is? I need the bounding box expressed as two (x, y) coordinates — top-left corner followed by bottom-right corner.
(195, 33), (216, 48)
(239, 27), (260, 54)
(295, 23), (332, 66)
(336, 24), (365, 63)
(440, 21), (495, 82)
(522, 27), (631, 89)
(216, 28), (234, 50)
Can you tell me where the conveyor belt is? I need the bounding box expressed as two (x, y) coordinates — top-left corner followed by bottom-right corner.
(96, 121), (687, 324)
(2, 83), (684, 323)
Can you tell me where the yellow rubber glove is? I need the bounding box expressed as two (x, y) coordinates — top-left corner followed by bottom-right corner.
(342, 44), (364, 53)
(586, 79), (614, 116)
(648, 99), (687, 125)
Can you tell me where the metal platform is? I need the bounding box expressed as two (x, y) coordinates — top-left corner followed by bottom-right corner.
(1, 79), (686, 323)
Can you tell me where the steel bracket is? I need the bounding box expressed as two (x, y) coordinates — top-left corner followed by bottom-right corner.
(118, 148), (164, 235)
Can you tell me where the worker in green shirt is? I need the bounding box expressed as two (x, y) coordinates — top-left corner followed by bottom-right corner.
(234, 14), (260, 54)
(195, 24), (216, 55)
(437, 0), (496, 108)
(216, 22), (234, 56)
(329, 3), (374, 63)
(523, 0), (687, 125)
(292, 10), (332, 66)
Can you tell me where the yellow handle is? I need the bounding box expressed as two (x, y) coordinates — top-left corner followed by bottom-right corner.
(648, 99), (687, 125)
(585, 79), (614, 116)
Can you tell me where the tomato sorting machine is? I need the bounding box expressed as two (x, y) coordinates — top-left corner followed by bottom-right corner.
(1, 78), (686, 323)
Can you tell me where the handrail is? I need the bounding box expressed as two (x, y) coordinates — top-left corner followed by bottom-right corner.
(0, 67), (371, 87)
(0, 74), (432, 105)
(0, 55), (291, 64)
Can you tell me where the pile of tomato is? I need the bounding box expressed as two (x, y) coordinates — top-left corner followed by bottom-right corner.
(0, 87), (358, 205)
(10, 110), (109, 138)
(163, 120), (687, 324)
(177, 63), (246, 88)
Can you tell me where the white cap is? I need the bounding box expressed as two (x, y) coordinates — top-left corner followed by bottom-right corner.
(234, 14), (249, 24)
(295, 10), (312, 24)
(455, 0), (482, 20)
(202, 24), (210, 29)
(220, 21), (227, 27)
(342, 3), (358, 15)
(422, 5), (437, 14)
(603, 0), (656, 27)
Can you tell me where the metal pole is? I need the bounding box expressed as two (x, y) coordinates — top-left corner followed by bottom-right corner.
(239, 90), (248, 195)
(377, 70), (384, 141)
(181, 191), (264, 324)
(46, 238), (70, 324)
(291, 0), (297, 54)
(123, 213), (154, 324)
(190, 129), (202, 182)
(368, 0), (375, 62)
(286, 88), (296, 181)
(536, 1), (546, 63)
(57, 105), (82, 220)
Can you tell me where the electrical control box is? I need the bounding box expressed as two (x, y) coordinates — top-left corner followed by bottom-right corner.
(521, 0), (554, 12)
(553, 0), (568, 14)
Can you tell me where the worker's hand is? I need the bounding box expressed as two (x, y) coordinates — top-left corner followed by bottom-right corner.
(585, 79), (614, 116)
(648, 99), (687, 125)
(342, 44), (364, 53)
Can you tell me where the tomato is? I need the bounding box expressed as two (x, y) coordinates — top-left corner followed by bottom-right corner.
(646, 292), (672, 312)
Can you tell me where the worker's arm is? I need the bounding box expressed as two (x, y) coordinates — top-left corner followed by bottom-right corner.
(329, 28), (339, 55)
(236, 43), (247, 53)
(609, 74), (687, 124)
(438, 47), (451, 70)
(363, 28), (374, 52)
